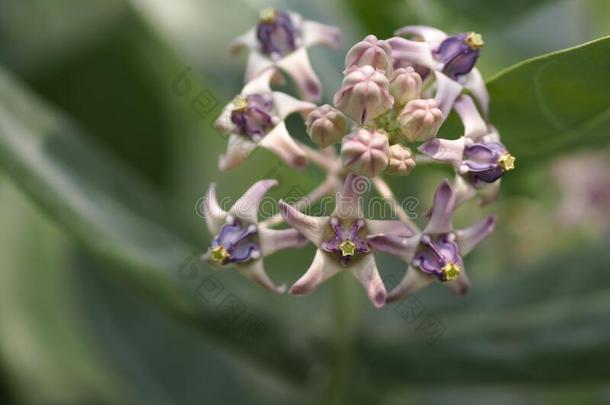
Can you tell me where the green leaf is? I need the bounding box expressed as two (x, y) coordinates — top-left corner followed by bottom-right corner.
(441, 0), (553, 26)
(488, 36), (610, 166)
(0, 64), (312, 385)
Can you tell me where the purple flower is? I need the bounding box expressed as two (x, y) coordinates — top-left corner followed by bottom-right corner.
(231, 8), (341, 102)
(203, 179), (307, 293)
(279, 174), (415, 307)
(214, 69), (316, 171)
(388, 26), (488, 117)
(418, 95), (515, 205)
(368, 180), (496, 301)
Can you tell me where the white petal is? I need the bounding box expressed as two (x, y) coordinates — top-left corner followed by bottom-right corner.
(301, 20), (341, 48)
(418, 137), (466, 167)
(463, 68), (489, 117)
(289, 249), (342, 295)
(244, 52), (275, 83)
(279, 201), (329, 247)
(242, 66), (276, 95)
(366, 219), (416, 238)
(453, 175), (477, 207)
(259, 227), (308, 257)
(277, 47), (322, 102)
(230, 179), (277, 224)
(213, 102), (236, 134)
(258, 121), (308, 169)
(332, 173), (366, 219)
(271, 91), (316, 120)
(230, 28), (257, 55)
(454, 95), (488, 140)
(238, 259), (286, 294)
(479, 179), (501, 206)
(394, 25), (448, 46)
(218, 134), (257, 171)
(350, 254), (387, 308)
(434, 71), (463, 118)
(455, 215), (496, 256)
(203, 183), (227, 234)
(387, 37), (436, 68)
(367, 234), (420, 262)
(387, 266), (433, 303)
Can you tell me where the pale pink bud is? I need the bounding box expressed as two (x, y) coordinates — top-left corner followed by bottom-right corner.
(333, 65), (394, 124)
(387, 144), (416, 176)
(389, 67), (422, 106)
(341, 128), (389, 177)
(397, 99), (443, 142)
(305, 104), (348, 147)
(345, 35), (393, 73)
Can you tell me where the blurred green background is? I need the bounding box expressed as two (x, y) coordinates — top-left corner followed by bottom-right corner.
(0, 0), (609, 404)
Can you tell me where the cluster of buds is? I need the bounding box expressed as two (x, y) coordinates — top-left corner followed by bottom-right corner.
(204, 9), (516, 308)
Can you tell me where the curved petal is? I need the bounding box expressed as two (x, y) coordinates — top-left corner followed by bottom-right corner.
(244, 52), (275, 83)
(387, 37), (436, 69)
(479, 179), (501, 206)
(203, 183), (227, 234)
(277, 47), (322, 102)
(279, 201), (329, 247)
(301, 20), (341, 48)
(418, 137), (465, 166)
(271, 91), (316, 120)
(350, 254), (386, 308)
(213, 102), (236, 134)
(462, 68), (489, 117)
(454, 95), (487, 139)
(237, 259), (286, 294)
(333, 173), (366, 219)
(434, 71), (463, 118)
(444, 268), (471, 296)
(258, 121), (308, 169)
(367, 234), (420, 262)
(366, 219), (416, 238)
(387, 266), (434, 303)
(453, 174), (477, 207)
(424, 179), (455, 234)
(242, 66), (276, 96)
(230, 28), (257, 55)
(230, 179), (278, 224)
(394, 25), (448, 46)
(289, 249), (342, 295)
(259, 227), (308, 257)
(219, 134), (257, 171)
(455, 215), (496, 256)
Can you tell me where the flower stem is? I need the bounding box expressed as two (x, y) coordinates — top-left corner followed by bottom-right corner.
(372, 177), (421, 231)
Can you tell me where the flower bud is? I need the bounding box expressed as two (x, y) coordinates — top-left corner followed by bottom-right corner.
(333, 65), (394, 124)
(306, 105), (348, 147)
(345, 35), (393, 73)
(341, 128), (389, 177)
(387, 144), (416, 176)
(389, 67), (422, 107)
(397, 99), (443, 143)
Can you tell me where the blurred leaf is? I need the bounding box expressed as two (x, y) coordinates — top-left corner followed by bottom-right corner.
(0, 65), (313, 385)
(488, 36), (610, 167)
(441, 0), (554, 26)
(357, 237), (610, 385)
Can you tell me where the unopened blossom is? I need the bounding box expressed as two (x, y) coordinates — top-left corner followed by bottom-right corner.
(214, 69), (315, 170)
(333, 65), (394, 124)
(368, 180), (495, 301)
(279, 174), (415, 307)
(387, 144), (415, 176)
(397, 98), (443, 143)
(388, 26), (488, 116)
(389, 67), (422, 107)
(345, 35), (393, 73)
(306, 104), (348, 147)
(203, 179), (307, 293)
(341, 128), (390, 177)
(418, 95), (515, 205)
(231, 7), (341, 102)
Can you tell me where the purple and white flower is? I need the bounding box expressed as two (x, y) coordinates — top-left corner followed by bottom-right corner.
(230, 8), (341, 102)
(202, 179), (307, 293)
(214, 69), (316, 171)
(418, 95), (515, 205)
(279, 174), (415, 307)
(369, 180), (496, 301)
(388, 26), (488, 117)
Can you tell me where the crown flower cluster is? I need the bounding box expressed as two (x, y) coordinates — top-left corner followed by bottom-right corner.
(203, 8), (516, 308)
